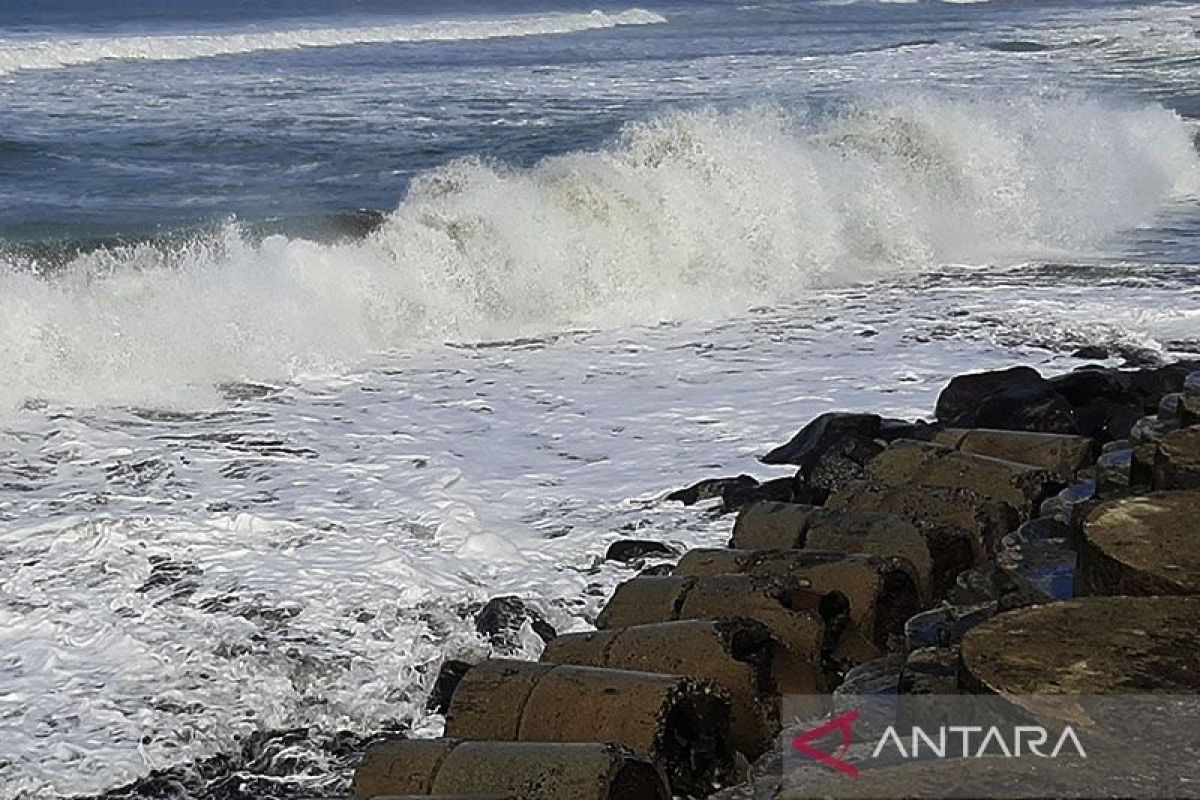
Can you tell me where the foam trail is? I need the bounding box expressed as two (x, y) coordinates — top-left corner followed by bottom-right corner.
(0, 8), (666, 75)
(1, 94), (1197, 411)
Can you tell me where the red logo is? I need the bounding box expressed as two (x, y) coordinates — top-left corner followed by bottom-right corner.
(791, 708), (861, 778)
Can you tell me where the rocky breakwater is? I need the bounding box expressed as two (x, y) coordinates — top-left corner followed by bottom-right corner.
(352, 360), (1200, 800)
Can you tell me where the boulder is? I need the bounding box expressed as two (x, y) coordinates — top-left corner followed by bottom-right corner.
(426, 659), (473, 715)
(475, 596), (556, 651)
(961, 596), (1200, 693)
(761, 412), (885, 493)
(605, 540), (677, 564)
(935, 366), (1078, 433)
(353, 739), (669, 800)
(1078, 490), (1200, 596)
(443, 660), (735, 796)
(864, 440), (1061, 518)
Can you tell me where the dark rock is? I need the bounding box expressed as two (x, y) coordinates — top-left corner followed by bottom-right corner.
(721, 475), (809, 512)
(1072, 401), (1143, 441)
(935, 366), (1046, 425)
(666, 474), (757, 506)
(1128, 361), (1200, 412)
(475, 596), (556, 651)
(1096, 447), (1133, 494)
(899, 645), (962, 695)
(1049, 367), (1135, 407)
(761, 412), (881, 467)
(1071, 345), (1110, 360)
(762, 413), (886, 494)
(904, 602), (997, 651)
(878, 418), (940, 442)
(639, 563), (675, 577)
(605, 539), (677, 564)
(426, 659), (473, 715)
(1039, 480), (1097, 528)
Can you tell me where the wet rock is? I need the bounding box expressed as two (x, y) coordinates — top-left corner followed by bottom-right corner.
(721, 474), (826, 513)
(427, 659), (474, 715)
(605, 539), (677, 564)
(865, 439), (1062, 519)
(935, 366), (1078, 433)
(904, 602), (997, 651)
(1096, 447), (1133, 494)
(1078, 490), (1200, 596)
(666, 474), (826, 513)
(1153, 425), (1200, 490)
(761, 412), (887, 494)
(475, 596), (556, 651)
(997, 517), (1077, 602)
(1130, 415), (1179, 486)
(961, 596), (1200, 693)
(949, 559), (1059, 610)
(666, 475), (757, 506)
(1071, 345), (1110, 360)
(638, 563), (675, 577)
(1048, 367), (1136, 407)
(1038, 480), (1097, 528)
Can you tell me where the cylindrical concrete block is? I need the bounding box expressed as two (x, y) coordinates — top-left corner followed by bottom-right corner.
(1153, 426), (1200, 491)
(730, 502), (942, 600)
(827, 480), (1019, 556)
(541, 618), (779, 758)
(865, 439), (1060, 517)
(443, 660), (734, 796)
(1078, 490), (1200, 596)
(933, 428), (1097, 480)
(730, 501), (818, 550)
(594, 574), (847, 693)
(353, 739), (670, 799)
(961, 596), (1200, 694)
(673, 549), (922, 656)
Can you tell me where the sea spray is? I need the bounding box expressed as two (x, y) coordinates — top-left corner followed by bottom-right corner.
(0, 94), (1197, 411)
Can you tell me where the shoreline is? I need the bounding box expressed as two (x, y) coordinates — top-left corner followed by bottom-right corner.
(351, 357), (1200, 799)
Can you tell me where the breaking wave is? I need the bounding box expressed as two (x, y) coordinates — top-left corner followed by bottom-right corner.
(1, 94), (1197, 410)
(0, 8), (666, 75)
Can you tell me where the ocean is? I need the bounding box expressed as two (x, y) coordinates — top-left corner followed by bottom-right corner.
(1, 0), (1198, 797)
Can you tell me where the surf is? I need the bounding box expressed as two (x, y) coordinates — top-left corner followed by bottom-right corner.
(1, 93), (1197, 411)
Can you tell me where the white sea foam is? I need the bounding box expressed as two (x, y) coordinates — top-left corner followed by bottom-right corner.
(1, 94), (1195, 413)
(0, 8), (666, 76)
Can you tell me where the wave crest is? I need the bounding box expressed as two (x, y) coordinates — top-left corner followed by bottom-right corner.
(0, 8), (666, 75)
(1, 94), (1197, 410)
